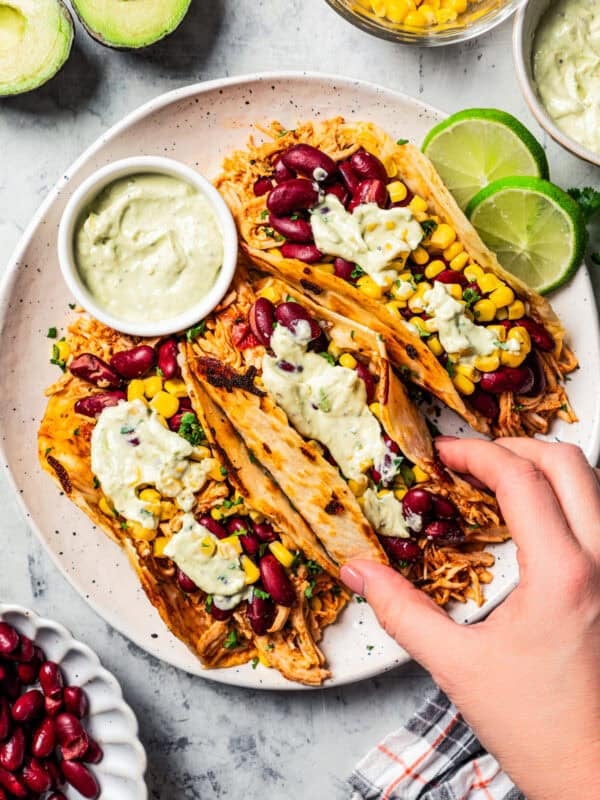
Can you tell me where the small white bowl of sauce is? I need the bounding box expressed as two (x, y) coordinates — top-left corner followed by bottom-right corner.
(58, 156), (238, 336)
(513, 0), (600, 168)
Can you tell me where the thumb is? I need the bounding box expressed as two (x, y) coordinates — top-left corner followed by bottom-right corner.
(341, 559), (467, 676)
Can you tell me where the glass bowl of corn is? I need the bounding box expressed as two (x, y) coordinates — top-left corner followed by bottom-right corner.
(325, 0), (527, 45)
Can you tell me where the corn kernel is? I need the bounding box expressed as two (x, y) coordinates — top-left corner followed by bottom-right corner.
(411, 246), (429, 266)
(489, 285), (515, 309)
(339, 353), (357, 369)
(377, 489), (391, 499)
(409, 195), (428, 214)
(429, 223), (456, 250)
(387, 180), (408, 203)
(150, 391), (179, 419)
(413, 465), (429, 483)
(268, 541), (295, 568)
(507, 299), (526, 320)
(241, 555), (261, 584)
(99, 497), (113, 517)
(220, 535), (243, 555)
(418, 3), (436, 22)
(487, 324), (506, 342)
(369, 402), (381, 419)
(258, 651), (271, 667)
(405, 9), (428, 25)
(385, 300), (406, 316)
(370, 0), (387, 15)
(160, 501), (176, 520)
(153, 536), (171, 558)
(144, 375), (163, 398)
(127, 379), (145, 402)
(390, 281), (414, 301)
(139, 488), (161, 504)
(191, 445), (212, 461)
(53, 340), (70, 362)
(386, 0), (413, 20)
(443, 241), (463, 262)
(129, 522), (157, 542)
(452, 373), (475, 395)
(348, 478), (367, 497)
(435, 7), (456, 22)
(495, 307), (508, 320)
(357, 274), (384, 300)
(314, 261), (335, 274)
(500, 348), (527, 368)
(449, 252), (469, 271)
(310, 596), (323, 612)
(200, 536), (216, 558)
(509, 326), (532, 352)
(472, 299), (496, 322)
(408, 316), (428, 337)
(427, 335), (443, 356)
(257, 286), (280, 304)
(452, 0), (468, 12)
(455, 363), (480, 381)
(447, 283), (463, 301)
(384, 157), (398, 178)
(249, 510), (265, 524)
(394, 487), (408, 501)
(474, 352), (500, 372)
(477, 273), (502, 294)
(359, 459), (374, 473)
(327, 340), (342, 359)
(155, 414), (168, 428)
(464, 264), (484, 282)
(210, 506), (224, 520)
(424, 259), (445, 279)
(164, 379), (188, 398)
(267, 248), (282, 258)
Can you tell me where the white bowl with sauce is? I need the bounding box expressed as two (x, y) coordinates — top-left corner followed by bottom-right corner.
(513, 0), (600, 168)
(58, 156), (238, 336)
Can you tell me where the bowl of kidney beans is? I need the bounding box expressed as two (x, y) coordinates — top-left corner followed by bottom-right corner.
(0, 605), (146, 799)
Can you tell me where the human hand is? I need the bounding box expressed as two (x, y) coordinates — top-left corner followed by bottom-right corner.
(341, 438), (600, 800)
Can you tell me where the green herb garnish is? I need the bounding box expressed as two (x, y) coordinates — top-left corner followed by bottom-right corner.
(567, 187), (600, 223)
(420, 220), (438, 237)
(319, 352), (336, 366)
(351, 265), (366, 279)
(304, 580), (316, 599)
(463, 287), (481, 308)
(318, 388), (332, 412)
(205, 595), (214, 611)
(253, 588), (270, 600)
(73, 428), (80, 437)
(186, 321), (206, 342)
(251, 657), (259, 669)
(260, 209), (269, 220)
(355, 595), (366, 604)
(93, 476), (100, 489)
(220, 466), (228, 476)
(177, 412), (204, 446)
(445, 360), (455, 378)
(47, 327), (57, 339)
(223, 630), (239, 649)
(396, 138), (409, 145)
(50, 343), (67, 372)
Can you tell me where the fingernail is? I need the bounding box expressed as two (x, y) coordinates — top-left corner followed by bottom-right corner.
(435, 435), (459, 442)
(340, 565), (365, 595)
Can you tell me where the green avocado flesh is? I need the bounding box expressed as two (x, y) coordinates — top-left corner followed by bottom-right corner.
(0, 0), (73, 96)
(72, 0), (192, 49)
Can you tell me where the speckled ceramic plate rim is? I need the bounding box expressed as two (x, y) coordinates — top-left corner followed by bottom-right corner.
(1, 71), (598, 691)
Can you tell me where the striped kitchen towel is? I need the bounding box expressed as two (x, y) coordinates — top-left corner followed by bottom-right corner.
(349, 689), (524, 800)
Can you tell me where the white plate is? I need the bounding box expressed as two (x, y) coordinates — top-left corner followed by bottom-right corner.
(1, 72), (599, 690)
(0, 604), (147, 798)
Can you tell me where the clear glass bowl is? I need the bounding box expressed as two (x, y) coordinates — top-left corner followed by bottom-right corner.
(325, 0), (527, 46)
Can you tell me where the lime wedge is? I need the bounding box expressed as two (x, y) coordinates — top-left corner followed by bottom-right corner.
(466, 177), (587, 295)
(422, 109), (549, 210)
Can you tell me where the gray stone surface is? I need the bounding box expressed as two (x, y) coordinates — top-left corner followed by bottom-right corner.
(0, 3), (598, 798)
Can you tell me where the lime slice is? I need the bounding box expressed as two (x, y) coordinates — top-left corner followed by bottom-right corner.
(466, 177), (587, 295)
(422, 109), (549, 210)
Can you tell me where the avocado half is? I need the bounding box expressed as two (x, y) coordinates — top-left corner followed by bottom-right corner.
(0, 0), (74, 96)
(72, 0), (192, 49)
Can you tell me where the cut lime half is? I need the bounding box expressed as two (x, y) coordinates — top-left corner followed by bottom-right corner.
(466, 177), (587, 295)
(422, 109), (549, 210)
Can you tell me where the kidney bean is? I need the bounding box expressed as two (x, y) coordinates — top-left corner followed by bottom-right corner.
(253, 522), (278, 543)
(480, 365), (535, 395)
(280, 243), (323, 263)
(31, 717), (56, 759)
(110, 345), (155, 379)
(253, 176), (273, 196)
(338, 160), (360, 194)
(43, 759), (62, 789)
(22, 756), (52, 794)
(0, 788), (6, 800)
(168, 411), (187, 433)
(83, 738), (103, 765)
(273, 155), (295, 183)
(469, 388), (500, 422)
(259, 554), (296, 607)
(0, 624), (19, 655)
(355, 362), (376, 404)
(425, 520), (464, 543)
(381, 537), (421, 562)
(38, 661), (64, 700)
(12, 689), (44, 722)
(55, 713), (89, 761)
(197, 515), (227, 539)
(60, 760), (99, 799)
(518, 318), (555, 351)
(333, 257), (355, 281)
(349, 178), (387, 210)
(1, 666), (20, 701)
(47, 793), (67, 800)
(44, 694), (63, 717)
(434, 269), (468, 287)
(15, 663), (35, 685)
(383, 435), (400, 455)
(431, 495), (457, 519)
(0, 726), (25, 771)
(402, 488), (433, 533)
(5, 635), (34, 664)
(267, 179), (319, 216)
(179, 396), (192, 410)
(0, 767), (27, 798)
(0, 699), (10, 742)
(69, 354), (122, 389)
(210, 605), (233, 622)
(350, 149), (388, 183)
(275, 302), (321, 340)
(247, 593), (276, 635)
(268, 213), (313, 243)
(176, 570), (198, 593)
(522, 354), (546, 398)
(281, 144), (336, 182)
(249, 298), (276, 347)
(157, 338), (180, 379)
(324, 182), (349, 206)
(227, 517), (259, 556)
(74, 391), (126, 418)
(63, 686), (88, 719)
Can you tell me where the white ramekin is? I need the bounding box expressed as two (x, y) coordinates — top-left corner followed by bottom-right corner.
(513, 0), (600, 168)
(58, 156), (238, 337)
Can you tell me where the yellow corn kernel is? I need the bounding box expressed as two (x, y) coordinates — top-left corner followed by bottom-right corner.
(220, 535), (243, 555)
(129, 522), (157, 542)
(487, 324), (506, 342)
(413, 465), (429, 483)
(429, 223), (456, 250)
(139, 487), (161, 504)
(449, 252), (469, 272)
(405, 9), (428, 26)
(327, 340), (342, 359)
(477, 273), (501, 294)
(160, 501), (176, 520)
(314, 261), (335, 274)
(370, 0), (387, 15)
(144, 375), (163, 398)
(241, 555), (261, 584)
(267, 248), (282, 258)
(310, 596), (323, 612)
(411, 246), (429, 266)
(210, 506), (224, 520)
(500, 349), (526, 368)
(390, 281), (414, 301)
(394, 487), (408, 501)
(509, 326), (532, 352)
(387, 180), (408, 203)
(495, 307), (508, 320)
(359, 458), (374, 473)
(418, 3), (436, 23)
(384, 156), (398, 178)
(452, 0), (467, 12)
(427, 335), (443, 356)
(408, 316), (428, 337)
(53, 340), (70, 362)
(489, 284), (515, 309)
(192, 445), (212, 460)
(455, 363), (480, 381)
(153, 536), (171, 558)
(377, 489), (391, 499)
(127, 379), (145, 402)
(357, 275), (384, 300)
(150, 391), (179, 419)
(464, 264), (484, 282)
(268, 541), (295, 568)
(369, 402), (381, 419)
(443, 241), (463, 262)
(249, 510), (265, 524)
(472, 298), (496, 322)
(164, 379), (188, 398)
(474, 352), (500, 372)
(507, 299), (526, 320)
(258, 651), (271, 668)
(446, 283), (463, 301)
(387, 0), (413, 19)
(339, 353), (357, 369)
(452, 373), (475, 396)
(424, 259), (445, 279)
(257, 285), (280, 304)
(435, 6), (456, 22)
(348, 478), (367, 497)
(98, 497), (113, 517)
(385, 300), (406, 316)
(155, 414), (168, 429)
(200, 536), (216, 558)
(208, 463), (228, 482)
(409, 195), (428, 214)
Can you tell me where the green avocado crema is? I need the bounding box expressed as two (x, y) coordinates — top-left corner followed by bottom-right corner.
(74, 173), (223, 324)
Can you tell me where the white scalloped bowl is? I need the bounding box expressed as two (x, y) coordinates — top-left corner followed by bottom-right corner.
(0, 604), (147, 800)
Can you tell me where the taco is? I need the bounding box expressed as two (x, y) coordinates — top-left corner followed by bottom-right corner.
(38, 314), (349, 685)
(185, 269), (507, 608)
(216, 117), (578, 437)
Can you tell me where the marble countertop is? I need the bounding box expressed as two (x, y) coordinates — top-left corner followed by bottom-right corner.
(1, 3), (598, 798)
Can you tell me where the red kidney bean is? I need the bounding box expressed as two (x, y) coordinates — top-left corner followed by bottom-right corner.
(179, 396), (192, 410)
(157, 338), (180, 379)
(22, 756), (52, 794)
(43, 758), (62, 789)
(176, 570), (198, 593)
(479, 365), (535, 395)
(247, 593), (276, 635)
(0, 788), (6, 800)
(63, 686), (88, 719)
(259, 554), (296, 607)
(44, 694), (63, 717)
(249, 298), (276, 347)
(110, 345), (155, 379)
(55, 713), (89, 761)
(349, 178), (388, 210)
(197, 515), (227, 539)
(168, 410), (187, 433)
(0, 766), (27, 798)
(60, 760), (99, 799)
(210, 605), (233, 622)
(281, 144), (336, 181)
(1, 667), (20, 701)
(227, 517), (259, 556)
(350, 149), (388, 182)
(431, 495), (457, 519)
(0, 624), (19, 655)
(383, 435), (400, 455)
(253, 522), (278, 543)
(15, 664), (35, 685)
(518, 318), (555, 351)
(333, 257), (356, 281)
(12, 689), (44, 722)
(402, 489), (433, 532)
(355, 362), (376, 404)
(239, 533), (260, 556)
(0, 726), (25, 771)
(338, 161), (360, 194)
(0, 699), (10, 742)
(434, 269), (468, 288)
(469, 388), (500, 422)
(69, 354), (122, 389)
(47, 793), (67, 800)
(6, 635), (34, 664)
(83, 738), (103, 765)
(273, 155), (295, 183)
(280, 243), (323, 263)
(275, 302), (321, 340)
(268, 213), (313, 243)
(324, 182), (349, 207)
(522, 354), (546, 398)
(74, 391), (126, 418)
(253, 176), (273, 196)
(381, 537), (421, 562)
(39, 661), (64, 700)
(425, 520), (464, 543)
(267, 179), (319, 216)
(31, 717), (56, 759)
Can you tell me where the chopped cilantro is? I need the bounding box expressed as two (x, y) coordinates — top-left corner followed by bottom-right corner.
(396, 138), (409, 145)
(47, 327), (57, 339)
(50, 343), (67, 372)
(319, 351), (336, 366)
(223, 630), (239, 649)
(397, 560), (409, 568)
(156, 367), (164, 378)
(560, 403), (568, 412)
(331, 585), (342, 596)
(177, 413), (204, 446)
(265, 643), (275, 651)
(420, 219), (438, 237)
(186, 321), (206, 342)
(350, 330), (356, 339)
(120, 425), (134, 435)
(248, 450), (258, 465)
(253, 588), (270, 600)
(514, 403), (524, 411)
(260, 209), (269, 220)
(351, 265), (366, 279)
(205, 595), (214, 611)
(73, 428), (80, 437)
(44, 447), (53, 457)
(290, 551), (302, 572)
(290, 213), (300, 221)
(304, 580), (316, 599)
(277, 129), (293, 138)
(355, 595), (367, 604)
(567, 187), (600, 223)
(463, 287), (481, 308)
(591, 252), (600, 266)
(258, 543), (269, 558)
(445, 360), (455, 378)
(119, 521), (128, 530)
(68, 302), (76, 310)
(318, 388), (332, 412)
(220, 465), (228, 476)
(467, 523), (481, 530)
(412, 273), (423, 282)
(306, 559), (322, 575)
(399, 462), (416, 488)
(285, 294), (296, 302)
(366, 644), (374, 652)
(251, 657), (259, 669)
(93, 476), (100, 489)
